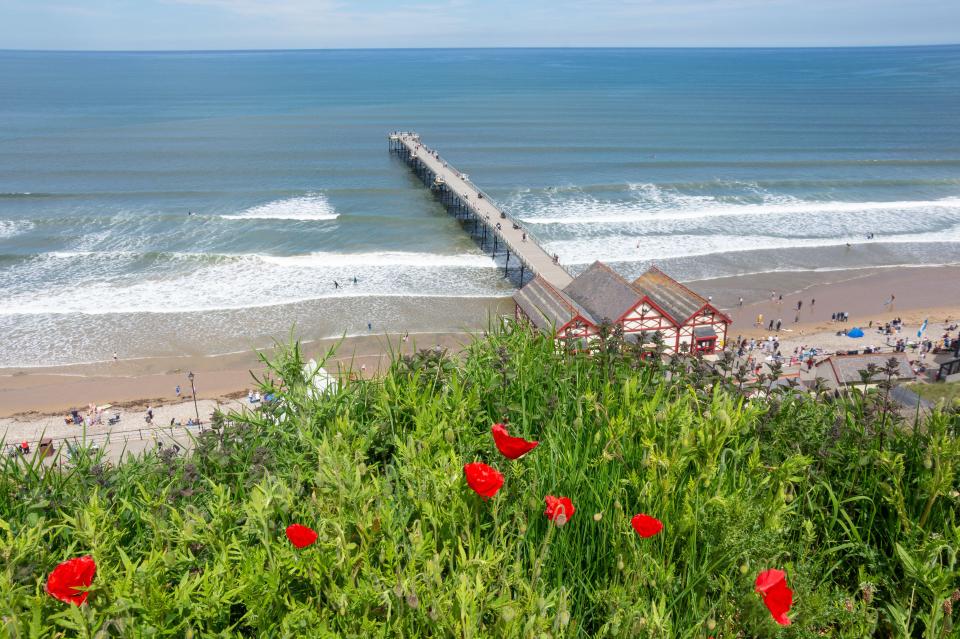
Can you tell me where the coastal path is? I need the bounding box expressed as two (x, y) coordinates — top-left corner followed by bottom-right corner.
(389, 132), (573, 289)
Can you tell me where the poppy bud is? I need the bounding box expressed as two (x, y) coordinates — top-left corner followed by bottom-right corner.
(406, 593), (419, 609)
(593, 512), (602, 521)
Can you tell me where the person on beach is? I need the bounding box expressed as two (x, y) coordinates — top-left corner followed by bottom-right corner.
(334, 281), (340, 289)
(756, 313), (763, 328)
(776, 319), (782, 332)
(768, 319), (774, 331)
(352, 276), (358, 284)
(175, 385), (181, 399)
(778, 295), (783, 305)
(738, 297), (744, 307)
(796, 300), (802, 312)
(367, 322), (372, 331)
(113, 352), (118, 363)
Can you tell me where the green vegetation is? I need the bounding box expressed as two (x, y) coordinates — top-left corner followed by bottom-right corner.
(909, 381), (960, 408)
(1, 326), (959, 637)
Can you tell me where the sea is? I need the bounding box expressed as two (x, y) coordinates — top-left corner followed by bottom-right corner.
(1, 47), (959, 367)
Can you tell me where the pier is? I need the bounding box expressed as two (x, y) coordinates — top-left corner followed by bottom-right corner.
(388, 132), (573, 289)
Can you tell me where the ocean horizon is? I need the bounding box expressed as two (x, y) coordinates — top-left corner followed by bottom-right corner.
(2, 46), (959, 366)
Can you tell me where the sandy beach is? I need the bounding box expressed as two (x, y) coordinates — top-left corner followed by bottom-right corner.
(0, 330), (477, 418)
(3, 265), (959, 437)
(0, 330), (480, 462)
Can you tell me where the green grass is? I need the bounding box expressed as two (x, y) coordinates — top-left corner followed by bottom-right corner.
(909, 381), (960, 407)
(1, 324), (958, 637)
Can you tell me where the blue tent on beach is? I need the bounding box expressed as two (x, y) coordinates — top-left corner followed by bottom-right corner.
(847, 327), (865, 338)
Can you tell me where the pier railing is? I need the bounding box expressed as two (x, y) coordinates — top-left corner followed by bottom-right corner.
(389, 131), (572, 289)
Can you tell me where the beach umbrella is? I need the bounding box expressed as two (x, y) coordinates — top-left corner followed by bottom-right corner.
(848, 327), (864, 338)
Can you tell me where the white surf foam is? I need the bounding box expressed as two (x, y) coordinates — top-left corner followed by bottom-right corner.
(548, 225), (960, 265)
(260, 251), (496, 269)
(0, 220), (34, 239)
(522, 192), (960, 226)
(220, 193), (340, 221)
(0, 250), (503, 315)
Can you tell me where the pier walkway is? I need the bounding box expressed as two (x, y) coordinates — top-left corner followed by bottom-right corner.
(389, 131), (573, 289)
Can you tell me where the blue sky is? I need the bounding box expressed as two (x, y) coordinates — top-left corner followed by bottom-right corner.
(2, 0), (958, 50)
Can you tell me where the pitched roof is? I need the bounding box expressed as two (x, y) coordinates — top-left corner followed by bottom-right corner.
(513, 276), (594, 331)
(632, 266), (720, 325)
(815, 352), (915, 385)
(562, 261), (642, 323)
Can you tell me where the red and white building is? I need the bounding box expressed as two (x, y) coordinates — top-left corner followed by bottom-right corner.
(513, 261), (731, 354)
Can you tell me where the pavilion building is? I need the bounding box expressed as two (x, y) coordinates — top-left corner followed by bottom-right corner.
(513, 261), (731, 354)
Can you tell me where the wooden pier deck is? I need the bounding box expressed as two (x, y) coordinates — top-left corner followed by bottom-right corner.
(389, 131), (573, 290)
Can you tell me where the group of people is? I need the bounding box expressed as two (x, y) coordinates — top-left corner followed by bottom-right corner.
(737, 336), (782, 357)
(64, 405), (118, 428)
(831, 312), (851, 323)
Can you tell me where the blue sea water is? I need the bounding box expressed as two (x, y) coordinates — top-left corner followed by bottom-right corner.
(1, 47), (959, 366)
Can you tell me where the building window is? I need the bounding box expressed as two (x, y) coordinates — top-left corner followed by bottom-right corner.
(695, 338), (717, 354)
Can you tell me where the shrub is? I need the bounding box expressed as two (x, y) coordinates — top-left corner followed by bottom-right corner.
(0, 324), (957, 637)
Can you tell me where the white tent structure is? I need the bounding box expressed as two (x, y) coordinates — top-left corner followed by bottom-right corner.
(303, 359), (337, 398)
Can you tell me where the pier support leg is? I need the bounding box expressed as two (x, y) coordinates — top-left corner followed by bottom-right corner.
(504, 251), (510, 276)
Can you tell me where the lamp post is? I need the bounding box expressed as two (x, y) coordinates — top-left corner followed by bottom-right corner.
(188, 371), (200, 426)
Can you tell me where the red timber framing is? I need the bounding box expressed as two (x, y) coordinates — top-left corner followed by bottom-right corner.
(513, 276), (597, 340)
(679, 304), (731, 354)
(515, 305), (595, 342)
(558, 317), (595, 340)
(513, 262), (731, 356)
(617, 297), (677, 349)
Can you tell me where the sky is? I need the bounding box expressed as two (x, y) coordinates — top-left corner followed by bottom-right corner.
(1, 0), (958, 50)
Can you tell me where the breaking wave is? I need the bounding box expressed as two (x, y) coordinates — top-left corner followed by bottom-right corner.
(220, 193), (340, 221)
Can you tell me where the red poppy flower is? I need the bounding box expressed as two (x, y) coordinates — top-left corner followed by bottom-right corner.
(46, 555), (96, 606)
(491, 423), (539, 459)
(755, 568), (793, 626)
(544, 495), (575, 525)
(630, 513), (663, 538)
(463, 462), (504, 500)
(285, 524), (319, 548)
